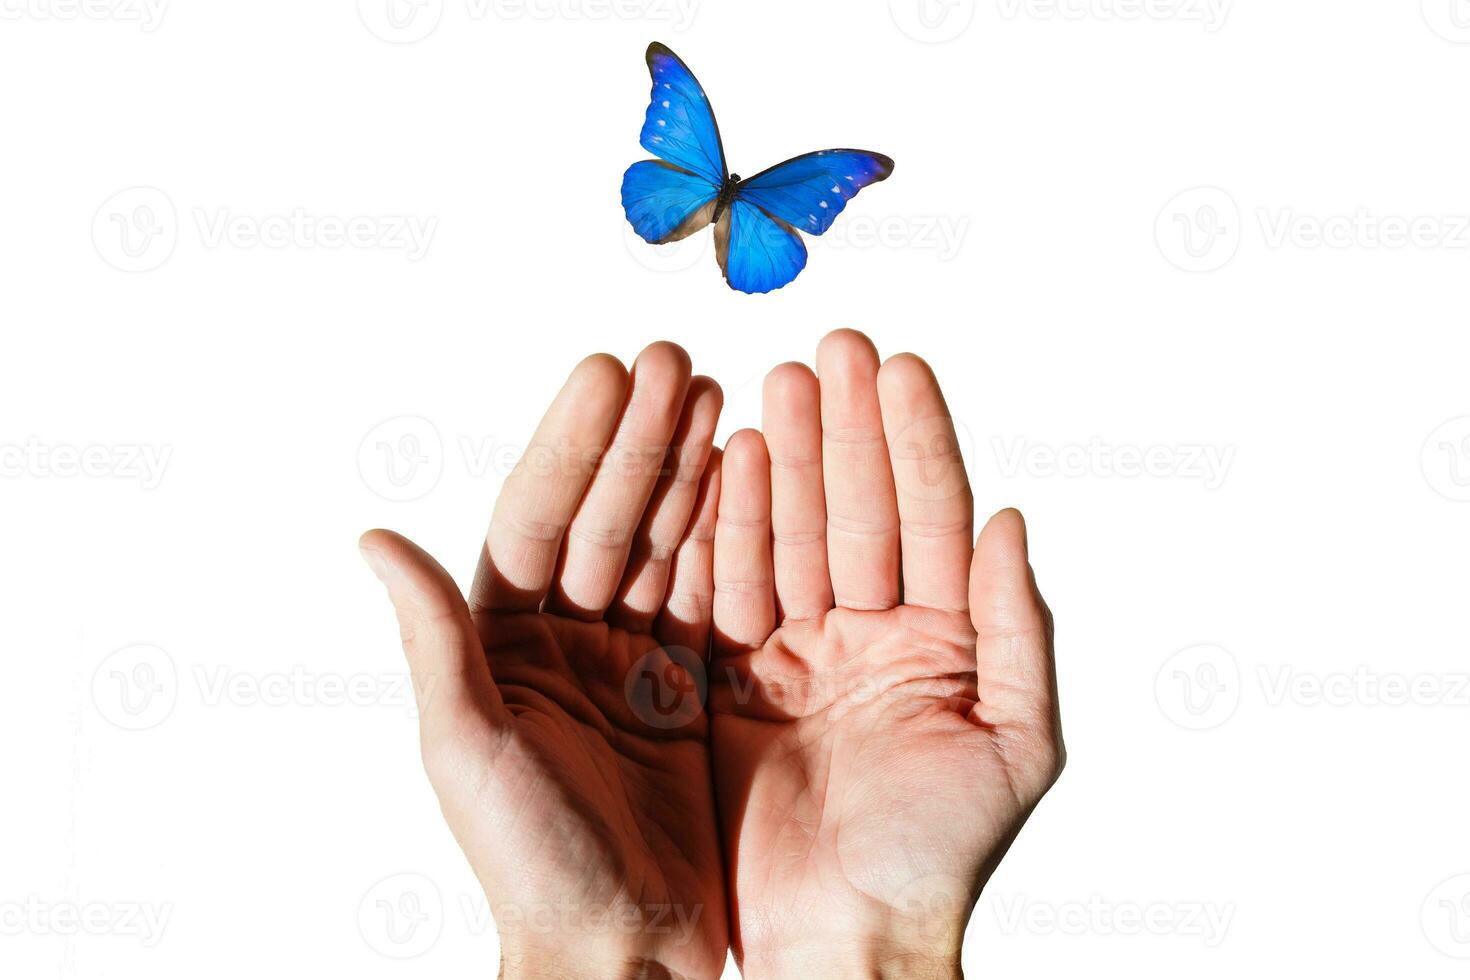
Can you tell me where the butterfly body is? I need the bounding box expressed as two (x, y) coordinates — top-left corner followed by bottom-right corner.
(712, 174), (742, 224)
(622, 43), (894, 294)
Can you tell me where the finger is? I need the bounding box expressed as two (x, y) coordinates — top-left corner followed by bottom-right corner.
(468, 354), (628, 615)
(878, 353), (974, 612)
(969, 509), (1061, 748)
(608, 376), (722, 633)
(655, 448), (721, 656)
(763, 362), (833, 621)
(816, 329), (900, 610)
(712, 430), (776, 656)
(361, 530), (507, 756)
(547, 342), (693, 619)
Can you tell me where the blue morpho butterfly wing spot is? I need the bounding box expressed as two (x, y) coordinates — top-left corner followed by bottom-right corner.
(622, 160), (719, 244)
(718, 199), (808, 295)
(640, 43), (726, 186)
(736, 150), (895, 236)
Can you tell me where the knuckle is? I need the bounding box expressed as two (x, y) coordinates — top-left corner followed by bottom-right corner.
(568, 521), (634, 550)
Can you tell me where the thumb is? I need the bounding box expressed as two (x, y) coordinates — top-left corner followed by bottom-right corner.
(360, 529), (506, 753)
(968, 509), (1062, 758)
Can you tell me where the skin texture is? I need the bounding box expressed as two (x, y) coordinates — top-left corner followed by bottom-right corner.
(711, 333), (1063, 979)
(361, 344), (729, 980)
(361, 331), (1064, 980)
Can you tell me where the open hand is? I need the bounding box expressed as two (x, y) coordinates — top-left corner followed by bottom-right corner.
(361, 343), (728, 980)
(707, 330), (1064, 979)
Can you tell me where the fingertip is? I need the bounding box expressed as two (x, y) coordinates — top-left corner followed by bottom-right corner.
(877, 351), (936, 389)
(763, 363), (820, 433)
(359, 527), (412, 570)
(359, 530), (393, 583)
(359, 528), (389, 553)
(724, 427), (769, 464)
(971, 508), (1046, 635)
(575, 351), (627, 383)
(816, 329), (881, 373)
(635, 340), (693, 377)
(566, 353), (630, 411)
(983, 507), (1029, 554)
(686, 374), (724, 411)
(764, 360), (817, 395)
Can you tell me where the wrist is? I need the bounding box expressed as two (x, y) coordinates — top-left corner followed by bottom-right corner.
(500, 946), (706, 980)
(739, 941), (962, 980)
(490, 894), (719, 980)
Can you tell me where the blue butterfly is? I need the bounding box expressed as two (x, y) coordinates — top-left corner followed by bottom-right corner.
(622, 43), (895, 295)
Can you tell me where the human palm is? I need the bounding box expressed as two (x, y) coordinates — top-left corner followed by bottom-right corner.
(707, 333), (1063, 978)
(362, 331), (1064, 980)
(361, 344), (730, 980)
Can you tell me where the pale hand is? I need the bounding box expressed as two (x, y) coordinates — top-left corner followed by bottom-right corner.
(707, 331), (1064, 980)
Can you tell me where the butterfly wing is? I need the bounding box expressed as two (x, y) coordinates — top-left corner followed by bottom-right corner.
(715, 199), (808, 294)
(736, 150), (894, 236)
(639, 42), (727, 186)
(622, 160), (719, 244)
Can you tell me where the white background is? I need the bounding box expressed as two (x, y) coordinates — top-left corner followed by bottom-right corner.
(3, 0), (1469, 976)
